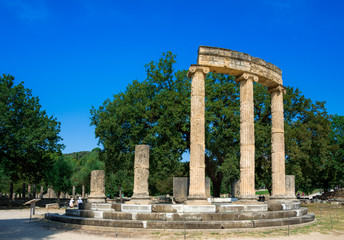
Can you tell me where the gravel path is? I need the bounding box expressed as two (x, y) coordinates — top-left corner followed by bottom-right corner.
(0, 208), (343, 240)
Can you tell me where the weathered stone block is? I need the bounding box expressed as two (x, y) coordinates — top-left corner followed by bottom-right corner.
(80, 210), (94, 218)
(267, 203), (283, 211)
(172, 213), (202, 221)
(93, 211), (103, 219)
(219, 205), (244, 213)
(221, 220), (253, 228)
(127, 145), (151, 204)
(136, 213), (166, 221)
(152, 204), (176, 213)
(121, 204), (152, 213)
(111, 203), (122, 211)
(103, 212), (132, 220)
(65, 209), (80, 217)
(182, 205), (216, 213)
(231, 180), (240, 198)
(285, 175), (296, 198)
(173, 177), (189, 203)
(45, 203), (59, 210)
(88, 170), (106, 203)
(173, 177), (211, 203)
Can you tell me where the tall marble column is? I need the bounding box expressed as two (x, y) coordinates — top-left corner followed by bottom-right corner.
(127, 145), (151, 204)
(235, 73), (258, 200)
(187, 65), (210, 205)
(269, 85), (286, 198)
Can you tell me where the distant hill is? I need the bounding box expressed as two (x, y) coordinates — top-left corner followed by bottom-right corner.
(63, 151), (91, 159)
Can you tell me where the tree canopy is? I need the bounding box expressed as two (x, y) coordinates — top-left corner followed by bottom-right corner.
(0, 74), (64, 184)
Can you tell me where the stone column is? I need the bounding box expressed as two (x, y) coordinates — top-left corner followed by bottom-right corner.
(88, 170), (106, 203)
(10, 182), (13, 201)
(72, 186), (75, 199)
(40, 186), (44, 199)
(82, 185), (85, 199)
(187, 65), (210, 205)
(127, 145), (151, 204)
(235, 73), (258, 200)
(28, 185), (31, 199)
(285, 175), (296, 198)
(268, 85), (286, 198)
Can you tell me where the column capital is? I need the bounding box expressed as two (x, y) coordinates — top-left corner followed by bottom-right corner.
(268, 85), (286, 94)
(187, 65), (210, 78)
(235, 73), (259, 84)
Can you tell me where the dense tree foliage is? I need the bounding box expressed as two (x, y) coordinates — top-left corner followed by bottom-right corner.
(69, 148), (105, 194)
(91, 53), (344, 196)
(0, 74), (63, 185)
(91, 52), (189, 196)
(47, 154), (73, 201)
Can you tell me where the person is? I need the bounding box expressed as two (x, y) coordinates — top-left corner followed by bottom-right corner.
(77, 197), (83, 206)
(69, 198), (74, 208)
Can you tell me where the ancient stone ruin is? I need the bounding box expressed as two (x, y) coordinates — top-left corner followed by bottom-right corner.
(88, 170), (106, 203)
(187, 46), (293, 202)
(45, 46), (314, 230)
(126, 145), (151, 204)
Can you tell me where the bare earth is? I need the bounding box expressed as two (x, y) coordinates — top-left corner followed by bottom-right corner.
(0, 208), (343, 240)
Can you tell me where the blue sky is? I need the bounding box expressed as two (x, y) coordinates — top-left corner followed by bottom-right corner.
(1, 0), (343, 153)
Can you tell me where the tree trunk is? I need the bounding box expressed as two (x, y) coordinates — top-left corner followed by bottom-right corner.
(205, 156), (224, 197)
(57, 191), (61, 203)
(264, 180), (272, 196)
(10, 182), (14, 201)
(210, 172), (223, 197)
(212, 178), (221, 197)
(322, 181), (330, 193)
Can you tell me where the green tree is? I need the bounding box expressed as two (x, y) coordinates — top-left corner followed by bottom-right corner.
(70, 148), (105, 194)
(204, 73), (240, 196)
(47, 154), (74, 201)
(327, 115), (344, 189)
(0, 74), (64, 185)
(91, 52), (189, 196)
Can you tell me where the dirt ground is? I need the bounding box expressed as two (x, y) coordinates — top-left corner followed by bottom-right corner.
(0, 208), (344, 240)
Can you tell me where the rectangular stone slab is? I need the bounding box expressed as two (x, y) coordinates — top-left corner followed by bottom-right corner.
(121, 204), (152, 213)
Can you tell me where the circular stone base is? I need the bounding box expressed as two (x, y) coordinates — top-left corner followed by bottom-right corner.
(45, 200), (315, 230)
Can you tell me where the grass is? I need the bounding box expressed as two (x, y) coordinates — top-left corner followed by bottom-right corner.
(255, 190), (269, 195)
(255, 188), (323, 196)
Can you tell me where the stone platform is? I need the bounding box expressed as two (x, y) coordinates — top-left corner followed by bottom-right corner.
(45, 201), (315, 230)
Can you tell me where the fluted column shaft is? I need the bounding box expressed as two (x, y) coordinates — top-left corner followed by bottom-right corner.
(236, 73), (258, 199)
(269, 85), (286, 198)
(187, 65), (209, 201)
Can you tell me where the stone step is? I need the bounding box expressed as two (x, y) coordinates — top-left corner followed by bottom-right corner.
(86, 203), (113, 211)
(46, 213), (315, 229)
(65, 208), (308, 221)
(83, 202), (301, 213)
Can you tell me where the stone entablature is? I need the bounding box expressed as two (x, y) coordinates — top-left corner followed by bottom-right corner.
(197, 46), (282, 88)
